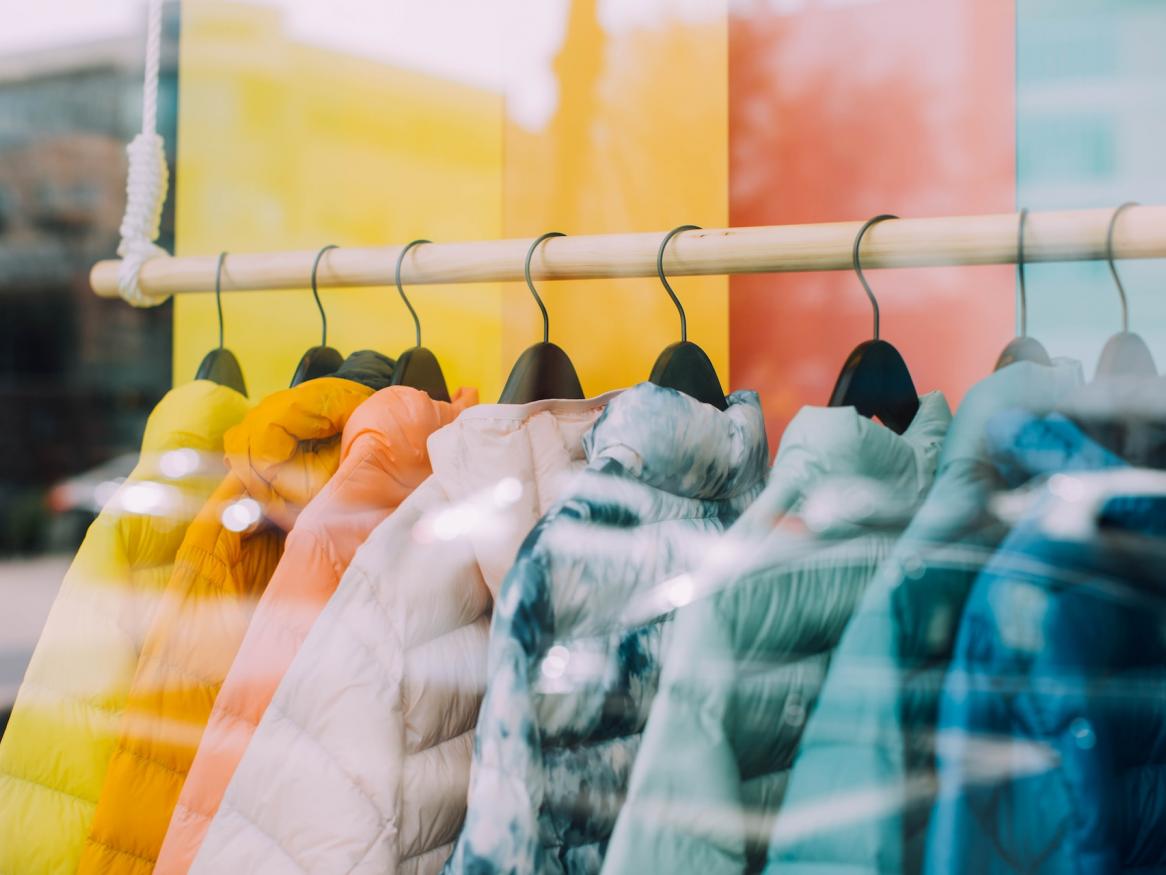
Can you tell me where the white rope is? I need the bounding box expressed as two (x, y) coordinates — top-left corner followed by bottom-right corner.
(116, 0), (170, 307)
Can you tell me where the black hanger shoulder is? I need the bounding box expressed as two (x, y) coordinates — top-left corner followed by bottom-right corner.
(196, 348), (247, 396)
(829, 339), (920, 434)
(197, 252), (247, 395)
(291, 345), (344, 387)
(499, 342), (584, 404)
(392, 346), (451, 402)
(647, 225), (728, 411)
(649, 341), (728, 410)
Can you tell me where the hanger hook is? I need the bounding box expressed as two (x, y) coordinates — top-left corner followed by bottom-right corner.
(395, 239), (431, 348)
(853, 214), (898, 340)
(657, 225), (701, 343)
(214, 251), (228, 351)
(1106, 201), (1138, 334)
(1016, 208), (1029, 338)
(310, 244), (338, 347)
(524, 231), (565, 344)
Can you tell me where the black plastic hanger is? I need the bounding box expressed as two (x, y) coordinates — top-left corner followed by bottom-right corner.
(387, 239), (450, 402)
(647, 224), (728, 411)
(290, 244), (345, 386)
(498, 232), (585, 403)
(995, 208), (1052, 371)
(194, 251), (248, 395)
(1094, 202), (1157, 380)
(827, 214), (920, 434)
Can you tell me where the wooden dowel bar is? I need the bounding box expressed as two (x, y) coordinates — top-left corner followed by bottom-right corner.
(90, 206), (1166, 301)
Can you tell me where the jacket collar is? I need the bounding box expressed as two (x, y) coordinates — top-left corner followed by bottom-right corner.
(939, 358), (1084, 470)
(223, 377), (375, 531)
(741, 390), (953, 534)
(340, 385), (477, 462)
(426, 392), (620, 593)
(142, 379), (250, 454)
(986, 411), (1129, 485)
(582, 383), (770, 502)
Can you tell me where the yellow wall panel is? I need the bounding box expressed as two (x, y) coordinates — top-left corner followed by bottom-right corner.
(175, 0), (730, 402)
(174, 1), (505, 401)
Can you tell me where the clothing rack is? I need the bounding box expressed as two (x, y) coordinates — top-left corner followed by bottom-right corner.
(89, 205), (1166, 301)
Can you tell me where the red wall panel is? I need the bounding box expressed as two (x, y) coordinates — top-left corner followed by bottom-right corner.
(729, 0), (1017, 447)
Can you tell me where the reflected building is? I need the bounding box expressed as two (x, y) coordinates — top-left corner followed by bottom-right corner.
(0, 14), (178, 553)
(1018, 0), (1166, 372)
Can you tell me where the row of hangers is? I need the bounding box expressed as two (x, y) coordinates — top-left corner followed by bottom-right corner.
(195, 203), (1158, 436)
(995, 201), (1157, 377)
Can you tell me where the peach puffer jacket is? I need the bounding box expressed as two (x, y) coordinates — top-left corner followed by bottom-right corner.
(0, 380), (249, 875)
(189, 393), (617, 875)
(155, 385), (477, 875)
(77, 375), (376, 875)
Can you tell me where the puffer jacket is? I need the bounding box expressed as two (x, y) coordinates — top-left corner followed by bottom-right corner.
(602, 392), (951, 875)
(189, 392), (618, 875)
(78, 363), (389, 875)
(767, 359), (1084, 875)
(925, 410), (1166, 875)
(0, 380), (249, 875)
(155, 385), (477, 875)
(444, 384), (771, 875)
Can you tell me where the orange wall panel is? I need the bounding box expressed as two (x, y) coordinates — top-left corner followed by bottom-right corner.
(499, 0), (729, 397)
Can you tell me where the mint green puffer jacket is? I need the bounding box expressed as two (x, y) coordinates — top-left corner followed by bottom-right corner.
(767, 360), (1084, 875)
(602, 392), (951, 875)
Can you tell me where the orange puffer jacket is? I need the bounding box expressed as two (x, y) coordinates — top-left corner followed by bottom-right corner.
(155, 385), (477, 875)
(77, 376), (376, 875)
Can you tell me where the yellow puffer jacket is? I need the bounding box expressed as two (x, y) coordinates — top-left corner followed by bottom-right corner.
(0, 379), (250, 875)
(77, 376), (375, 875)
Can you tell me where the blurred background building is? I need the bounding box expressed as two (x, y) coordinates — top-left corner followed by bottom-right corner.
(0, 9), (177, 557)
(0, 3), (178, 733)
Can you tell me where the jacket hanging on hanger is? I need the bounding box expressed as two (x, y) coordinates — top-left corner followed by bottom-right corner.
(78, 355), (391, 875)
(925, 409), (1166, 875)
(189, 393), (618, 875)
(603, 391), (951, 875)
(0, 380), (249, 875)
(767, 359), (1084, 875)
(443, 383), (770, 875)
(155, 384), (477, 875)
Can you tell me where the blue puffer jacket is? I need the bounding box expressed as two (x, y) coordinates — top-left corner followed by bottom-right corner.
(442, 384), (770, 875)
(925, 411), (1166, 875)
(768, 360), (1084, 875)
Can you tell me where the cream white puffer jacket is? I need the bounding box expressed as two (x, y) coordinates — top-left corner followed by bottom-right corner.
(189, 394), (616, 875)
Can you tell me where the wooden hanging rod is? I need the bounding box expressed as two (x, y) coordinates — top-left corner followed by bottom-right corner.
(90, 206), (1166, 300)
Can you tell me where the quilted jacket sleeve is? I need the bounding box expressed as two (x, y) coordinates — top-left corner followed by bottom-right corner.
(923, 518), (1151, 875)
(603, 582), (754, 874)
(0, 505), (136, 875)
(764, 463), (1001, 875)
(604, 531), (894, 875)
(77, 475), (285, 875)
(0, 384), (247, 875)
(155, 526), (339, 871)
(191, 477), (491, 875)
